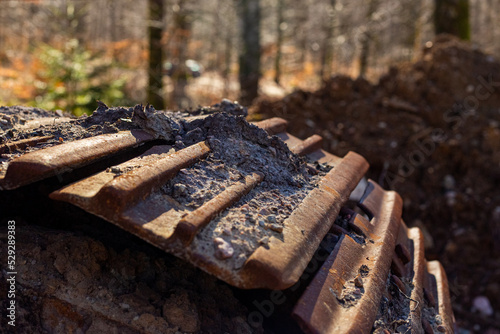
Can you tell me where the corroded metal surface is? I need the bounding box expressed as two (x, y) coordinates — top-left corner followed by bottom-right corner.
(94, 141), (210, 214)
(175, 172), (264, 245)
(43, 116), (368, 289)
(290, 134), (323, 156)
(428, 261), (456, 333)
(0, 135), (54, 154)
(292, 181), (403, 334)
(1, 130), (154, 190)
(1, 114), (455, 332)
(253, 117), (288, 135)
(240, 152), (369, 289)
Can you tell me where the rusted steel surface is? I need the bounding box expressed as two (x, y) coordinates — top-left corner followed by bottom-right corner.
(240, 152), (369, 289)
(50, 145), (175, 210)
(290, 134), (323, 156)
(174, 172), (264, 245)
(95, 141), (210, 213)
(49, 120), (368, 289)
(407, 227), (426, 332)
(292, 180), (403, 334)
(276, 131), (342, 166)
(2, 114), (456, 331)
(1, 130), (154, 190)
(253, 117), (288, 135)
(428, 261), (456, 333)
(0, 135), (54, 154)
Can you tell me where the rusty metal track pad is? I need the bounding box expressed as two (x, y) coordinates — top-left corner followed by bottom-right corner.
(1, 112), (456, 331)
(1, 130), (154, 190)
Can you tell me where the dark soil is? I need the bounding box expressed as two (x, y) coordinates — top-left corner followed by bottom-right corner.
(253, 34), (500, 333)
(0, 223), (259, 334)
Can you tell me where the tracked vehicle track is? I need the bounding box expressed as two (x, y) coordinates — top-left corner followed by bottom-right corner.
(0, 105), (455, 333)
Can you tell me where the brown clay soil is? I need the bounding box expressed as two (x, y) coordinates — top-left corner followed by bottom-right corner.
(253, 34), (500, 333)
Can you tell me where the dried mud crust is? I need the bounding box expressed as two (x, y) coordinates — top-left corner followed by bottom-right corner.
(0, 103), (139, 177)
(254, 34), (500, 331)
(372, 274), (443, 334)
(336, 265), (370, 308)
(134, 104), (331, 270)
(0, 106), (66, 132)
(0, 100), (249, 178)
(0, 225), (261, 334)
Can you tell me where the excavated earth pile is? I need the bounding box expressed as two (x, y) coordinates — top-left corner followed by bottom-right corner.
(254, 34), (500, 332)
(0, 100), (455, 333)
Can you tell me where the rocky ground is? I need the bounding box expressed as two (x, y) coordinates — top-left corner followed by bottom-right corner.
(253, 34), (500, 333)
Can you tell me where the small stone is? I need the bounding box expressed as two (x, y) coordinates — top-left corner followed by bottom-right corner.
(443, 174), (456, 190)
(437, 325), (446, 332)
(110, 166), (121, 173)
(268, 223), (283, 233)
(396, 324), (409, 333)
(472, 295), (494, 316)
(266, 214), (277, 224)
(258, 220), (266, 227)
(259, 236), (269, 245)
(222, 227), (232, 236)
(259, 208), (269, 215)
(213, 237), (234, 260)
(119, 303), (130, 310)
(173, 184), (187, 197)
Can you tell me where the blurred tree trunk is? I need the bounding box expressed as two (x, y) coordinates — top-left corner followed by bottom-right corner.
(223, 30), (233, 97)
(412, 0), (425, 60)
(358, 0), (378, 78)
(170, 0), (192, 109)
(274, 0), (284, 85)
(320, 0), (336, 81)
(434, 0), (470, 40)
(294, 1), (309, 67)
(238, 0), (261, 106)
(147, 0), (165, 110)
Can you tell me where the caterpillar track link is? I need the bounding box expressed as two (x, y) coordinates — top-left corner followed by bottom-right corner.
(0, 108), (455, 333)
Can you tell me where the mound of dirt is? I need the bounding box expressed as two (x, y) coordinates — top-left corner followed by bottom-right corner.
(253, 34), (500, 333)
(0, 224), (259, 333)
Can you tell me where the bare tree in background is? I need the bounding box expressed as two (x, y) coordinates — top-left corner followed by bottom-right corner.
(358, 0), (379, 78)
(147, 0), (165, 109)
(319, 0), (337, 80)
(274, 0), (284, 85)
(434, 0), (470, 40)
(170, 0), (193, 109)
(237, 0), (261, 105)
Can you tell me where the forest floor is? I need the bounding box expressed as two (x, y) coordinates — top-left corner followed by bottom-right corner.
(253, 34), (500, 333)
